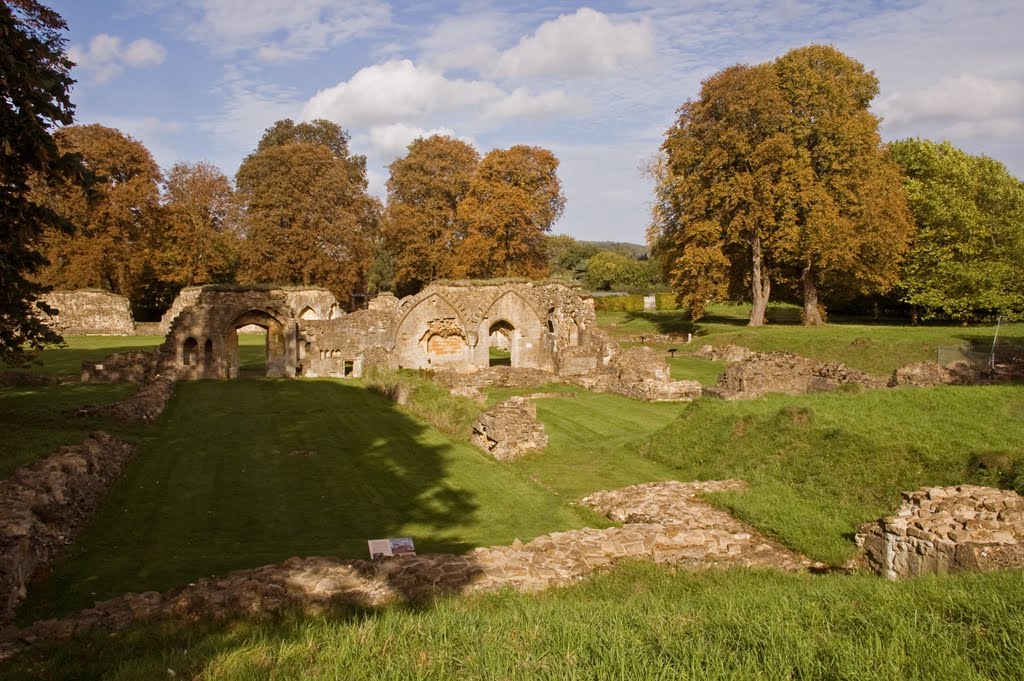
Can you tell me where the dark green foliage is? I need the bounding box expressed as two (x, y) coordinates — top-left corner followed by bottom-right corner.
(0, 0), (85, 366)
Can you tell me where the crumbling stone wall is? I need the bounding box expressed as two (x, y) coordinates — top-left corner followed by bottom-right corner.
(0, 432), (136, 623)
(81, 352), (158, 384)
(888, 361), (979, 387)
(0, 480), (821, 657)
(856, 485), (1024, 579)
(707, 352), (885, 399)
(472, 397), (548, 460)
(574, 346), (703, 401)
(40, 290), (135, 336)
(299, 310), (393, 378)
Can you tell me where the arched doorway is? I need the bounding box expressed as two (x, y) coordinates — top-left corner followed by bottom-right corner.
(182, 337), (199, 366)
(223, 309), (290, 378)
(488, 320), (516, 367)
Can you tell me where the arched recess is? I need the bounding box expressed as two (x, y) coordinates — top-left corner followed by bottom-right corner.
(393, 293), (471, 369)
(182, 337), (199, 366)
(222, 308), (293, 378)
(478, 290), (549, 370)
(203, 338), (214, 369)
(299, 305), (319, 321)
(487, 319), (516, 366)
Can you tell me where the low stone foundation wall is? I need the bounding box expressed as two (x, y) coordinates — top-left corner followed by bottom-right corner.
(472, 397), (548, 460)
(75, 375), (177, 423)
(707, 352), (885, 399)
(0, 480), (821, 658)
(81, 352), (158, 384)
(856, 485), (1024, 579)
(888, 361), (979, 387)
(0, 432), (136, 623)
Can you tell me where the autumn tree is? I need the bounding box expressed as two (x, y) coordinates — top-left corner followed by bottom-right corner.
(891, 139), (1024, 319)
(652, 63), (800, 324)
(653, 45), (914, 325)
(36, 123), (164, 312)
(0, 0), (85, 364)
(235, 120), (380, 307)
(161, 161), (241, 287)
(383, 135), (479, 295)
(454, 145), (565, 279)
(774, 45), (914, 325)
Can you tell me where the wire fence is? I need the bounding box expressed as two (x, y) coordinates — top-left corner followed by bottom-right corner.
(936, 344), (1024, 371)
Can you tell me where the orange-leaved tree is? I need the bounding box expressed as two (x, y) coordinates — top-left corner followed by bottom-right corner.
(161, 161), (241, 288)
(383, 135), (479, 295)
(36, 123), (164, 311)
(454, 145), (565, 279)
(235, 119), (380, 308)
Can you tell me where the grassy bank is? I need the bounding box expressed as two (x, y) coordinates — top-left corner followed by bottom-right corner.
(598, 304), (1024, 376)
(6, 562), (1024, 680)
(641, 385), (1024, 564)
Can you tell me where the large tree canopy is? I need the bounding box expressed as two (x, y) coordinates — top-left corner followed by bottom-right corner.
(161, 161), (241, 288)
(383, 135), (479, 295)
(236, 121), (380, 307)
(454, 145), (565, 279)
(0, 0), (84, 365)
(36, 124), (164, 311)
(652, 45), (914, 325)
(891, 139), (1024, 319)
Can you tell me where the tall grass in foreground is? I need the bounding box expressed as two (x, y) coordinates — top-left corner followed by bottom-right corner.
(641, 386), (1024, 564)
(5, 562), (1023, 680)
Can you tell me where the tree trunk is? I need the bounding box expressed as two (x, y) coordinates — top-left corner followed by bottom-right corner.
(749, 234), (770, 327)
(801, 262), (825, 325)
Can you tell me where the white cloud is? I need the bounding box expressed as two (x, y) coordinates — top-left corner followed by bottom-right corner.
(877, 74), (1024, 130)
(69, 34), (167, 83)
(200, 67), (303, 157)
(303, 59), (575, 128)
(483, 88), (577, 119)
(494, 8), (654, 79)
(417, 13), (505, 72)
(185, 0), (390, 62)
(366, 123), (467, 159)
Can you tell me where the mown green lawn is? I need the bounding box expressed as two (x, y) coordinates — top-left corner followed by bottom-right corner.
(20, 379), (595, 620)
(0, 383), (138, 479)
(599, 303), (1024, 376)
(7, 562), (1024, 680)
(26, 335), (165, 376)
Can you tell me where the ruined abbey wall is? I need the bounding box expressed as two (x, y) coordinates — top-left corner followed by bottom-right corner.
(40, 290), (135, 336)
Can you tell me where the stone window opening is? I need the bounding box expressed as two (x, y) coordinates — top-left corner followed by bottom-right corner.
(182, 337), (199, 366)
(203, 339), (214, 369)
(344, 360), (354, 377)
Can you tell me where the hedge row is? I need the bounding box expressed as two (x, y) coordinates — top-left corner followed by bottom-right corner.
(592, 293), (682, 312)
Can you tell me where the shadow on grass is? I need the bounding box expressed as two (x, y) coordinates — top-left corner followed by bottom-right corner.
(20, 379), (486, 620)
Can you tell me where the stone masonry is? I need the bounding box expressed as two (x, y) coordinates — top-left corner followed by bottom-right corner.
(856, 485), (1024, 579)
(39, 290), (134, 336)
(472, 397), (548, 460)
(0, 433), (136, 623)
(707, 352), (885, 399)
(0, 480), (821, 658)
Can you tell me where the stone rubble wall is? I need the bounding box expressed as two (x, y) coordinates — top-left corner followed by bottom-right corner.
(81, 352), (158, 384)
(74, 375), (178, 423)
(0, 432), (136, 624)
(856, 485), (1024, 579)
(158, 287), (203, 334)
(472, 397), (548, 460)
(888, 361), (979, 387)
(39, 290), (135, 336)
(694, 344), (755, 362)
(707, 352), (885, 399)
(0, 480), (820, 658)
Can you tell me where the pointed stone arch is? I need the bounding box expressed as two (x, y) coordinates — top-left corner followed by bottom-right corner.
(393, 293), (472, 369)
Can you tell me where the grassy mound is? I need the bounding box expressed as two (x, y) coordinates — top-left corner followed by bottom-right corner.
(641, 386), (1024, 564)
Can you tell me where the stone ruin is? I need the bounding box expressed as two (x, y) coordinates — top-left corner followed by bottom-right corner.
(0, 479), (821, 658)
(472, 397), (548, 460)
(81, 281), (696, 403)
(39, 290), (135, 336)
(856, 485), (1024, 579)
(705, 351), (885, 399)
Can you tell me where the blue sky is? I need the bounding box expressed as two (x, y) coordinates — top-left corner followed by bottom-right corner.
(50, 1), (1024, 244)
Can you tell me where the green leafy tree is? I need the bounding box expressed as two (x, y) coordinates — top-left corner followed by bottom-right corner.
(545, 234), (600, 280)
(454, 145), (565, 279)
(236, 121), (380, 307)
(383, 135), (479, 294)
(0, 0), (85, 364)
(891, 139), (1024, 319)
(584, 251), (660, 291)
